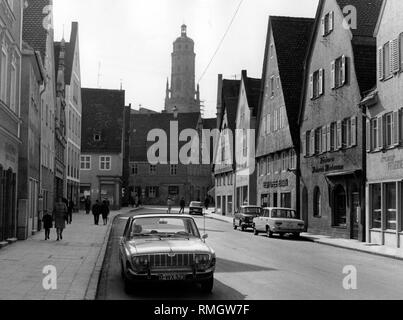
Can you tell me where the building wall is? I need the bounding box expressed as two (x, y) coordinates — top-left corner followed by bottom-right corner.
(234, 80), (257, 209)
(256, 25), (298, 212)
(0, 0), (23, 242)
(366, 0), (403, 248)
(17, 51), (42, 240)
(300, 0), (365, 239)
(65, 29), (82, 208)
(80, 152), (122, 209)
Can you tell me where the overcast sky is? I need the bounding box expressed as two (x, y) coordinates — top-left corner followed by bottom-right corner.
(53, 0), (319, 118)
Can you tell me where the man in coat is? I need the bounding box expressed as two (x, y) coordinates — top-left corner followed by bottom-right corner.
(101, 200), (110, 226)
(92, 200), (101, 225)
(53, 197), (67, 241)
(85, 197), (91, 215)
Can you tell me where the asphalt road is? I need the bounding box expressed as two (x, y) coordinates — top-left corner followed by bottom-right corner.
(96, 207), (403, 300)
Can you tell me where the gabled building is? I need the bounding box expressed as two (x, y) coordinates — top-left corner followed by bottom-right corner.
(234, 71), (261, 210)
(80, 88), (126, 210)
(23, 0), (58, 214)
(0, 0), (23, 243)
(213, 75), (240, 216)
(363, 0), (403, 248)
(129, 111), (213, 206)
(299, 0), (383, 241)
(17, 42), (44, 240)
(256, 16), (314, 212)
(55, 22), (82, 209)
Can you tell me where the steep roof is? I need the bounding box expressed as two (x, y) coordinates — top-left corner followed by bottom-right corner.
(81, 88), (126, 154)
(130, 112), (201, 162)
(242, 72), (262, 117)
(22, 0), (52, 62)
(269, 16), (314, 145)
(54, 22), (78, 85)
(220, 79), (241, 132)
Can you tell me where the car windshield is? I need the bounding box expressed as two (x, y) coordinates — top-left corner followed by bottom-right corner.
(129, 217), (200, 239)
(243, 207), (262, 215)
(190, 202), (202, 207)
(271, 209), (297, 219)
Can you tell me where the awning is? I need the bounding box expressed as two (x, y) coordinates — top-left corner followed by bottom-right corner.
(325, 170), (362, 178)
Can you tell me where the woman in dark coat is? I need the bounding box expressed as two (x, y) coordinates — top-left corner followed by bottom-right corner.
(85, 197), (91, 215)
(101, 200), (110, 225)
(53, 198), (67, 241)
(42, 212), (53, 240)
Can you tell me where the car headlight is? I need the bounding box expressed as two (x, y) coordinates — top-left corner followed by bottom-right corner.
(195, 254), (214, 270)
(132, 255), (149, 270)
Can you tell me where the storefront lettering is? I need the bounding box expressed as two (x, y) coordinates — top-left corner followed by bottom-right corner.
(263, 179), (289, 189)
(312, 164), (344, 174)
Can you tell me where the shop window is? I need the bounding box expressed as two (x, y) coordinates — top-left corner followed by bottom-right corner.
(313, 187), (321, 218)
(385, 183), (397, 231)
(333, 185), (347, 227)
(281, 193), (291, 209)
(371, 184), (382, 229)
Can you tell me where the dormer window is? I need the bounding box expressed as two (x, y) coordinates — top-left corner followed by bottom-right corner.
(321, 11), (334, 37)
(94, 134), (101, 142)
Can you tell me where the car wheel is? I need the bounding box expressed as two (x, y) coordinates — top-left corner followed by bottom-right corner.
(293, 233), (300, 239)
(200, 276), (214, 294)
(267, 228), (274, 238)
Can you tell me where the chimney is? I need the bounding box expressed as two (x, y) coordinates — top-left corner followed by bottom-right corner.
(216, 74), (223, 129)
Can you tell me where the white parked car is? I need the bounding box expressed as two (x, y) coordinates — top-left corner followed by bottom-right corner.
(253, 207), (306, 238)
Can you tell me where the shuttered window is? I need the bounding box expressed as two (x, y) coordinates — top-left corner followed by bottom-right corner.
(337, 121), (342, 150)
(310, 129), (315, 156)
(322, 11), (334, 36)
(322, 126), (327, 153)
(310, 69), (324, 99)
(392, 38), (400, 74)
(383, 42), (391, 79)
(378, 116), (384, 150)
(400, 33), (403, 71)
(351, 116), (357, 147)
(385, 113), (393, 148)
(378, 46), (384, 80)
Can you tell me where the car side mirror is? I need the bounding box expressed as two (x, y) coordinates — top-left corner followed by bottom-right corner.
(202, 234), (208, 240)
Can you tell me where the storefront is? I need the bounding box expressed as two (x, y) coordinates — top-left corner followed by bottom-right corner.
(366, 150), (403, 249)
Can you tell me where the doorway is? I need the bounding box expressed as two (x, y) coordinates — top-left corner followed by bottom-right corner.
(350, 184), (360, 240)
(334, 185), (347, 228)
(302, 187), (308, 227)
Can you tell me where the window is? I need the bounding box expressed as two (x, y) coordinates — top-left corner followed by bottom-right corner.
(281, 193), (292, 209)
(242, 130), (247, 157)
(149, 187), (158, 199)
(282, 152), (288, 172)
(302, 131), (310, 157)
(131, 164), (138, 175)
(150, 165), (157, 175)
(383, 42), (391, 79)
(400, 33), (403, 72)
(314, 128), (321, 155)
(80, 155), (91, 170)
(290, 149), (296, 170)
(310, 69), (324, 99)
(274, 154), (279, 174)
(100, 156), (111, 171)
(94, 134), (101, 142)
(313, 187), (321, 218)
(0, 41), (8, 102)
(322, 11), (334, 36)
(384, 113), (393, 148)
(371, 184), (382, 229)
(10, 56), (16, 112)
(370, 118), (378, 150)
(331, 55), (347, 89)
(267, 156), (272, 175)
(330, 122), (336, 151)
(273, 110), (278, 131)
(385, 183), (397, 231)
(170, 165), (178, 176)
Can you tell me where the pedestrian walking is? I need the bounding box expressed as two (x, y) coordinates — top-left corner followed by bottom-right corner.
(62, 198), (69, 223)
(42, 211), (53, 240)
(204, 196), (210, 211)
(135, 194), (139, 208)
(167, 197), (173, 214)
(85, 197), (91, 215)
(179, 197), (186, 214)
(101, 200), (110, 225)
(67, 200), (74, 224)
(92, 200), (101, 225)
(53, 197), (67, 241)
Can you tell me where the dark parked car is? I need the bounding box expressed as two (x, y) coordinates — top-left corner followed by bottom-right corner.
(233, 206), (262, 231)
(189, 201), (203, 215)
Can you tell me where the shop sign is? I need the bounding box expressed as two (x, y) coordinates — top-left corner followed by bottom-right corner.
(312, 157), (344, 174)
(263, 179), (289, 189)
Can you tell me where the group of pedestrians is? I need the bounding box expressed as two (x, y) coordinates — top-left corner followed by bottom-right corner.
(41, 196), (111, 242)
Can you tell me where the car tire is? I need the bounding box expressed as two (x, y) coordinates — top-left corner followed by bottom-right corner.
(267, 228), (274, 238)
(200, 276), (214, 294)
(293, 233), (300, 239)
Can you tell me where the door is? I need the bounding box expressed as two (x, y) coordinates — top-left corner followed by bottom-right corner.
(351, 186), (360, 240)
(334, 185), (347, 228)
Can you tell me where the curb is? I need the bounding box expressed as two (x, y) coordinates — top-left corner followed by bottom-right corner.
(84, 207), (143, 300)
(205, 214), (232, 224)
(304, 236), (403, 262)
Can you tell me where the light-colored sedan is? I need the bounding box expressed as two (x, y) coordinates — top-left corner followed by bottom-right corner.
(119, 214), (216, 294)
(253, 208), (306, 238)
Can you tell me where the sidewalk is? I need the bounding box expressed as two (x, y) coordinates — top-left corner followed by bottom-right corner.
(0, 207), (135, 300)
(205, 211), (403, 261)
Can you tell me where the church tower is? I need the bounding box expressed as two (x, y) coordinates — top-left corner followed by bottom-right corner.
(165, 25), (201, 113)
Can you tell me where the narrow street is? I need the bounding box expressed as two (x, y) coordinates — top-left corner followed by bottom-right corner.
(96, 207), (403, 300)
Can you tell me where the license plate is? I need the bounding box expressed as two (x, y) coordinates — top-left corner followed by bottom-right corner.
(159, 274), (186, 281)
